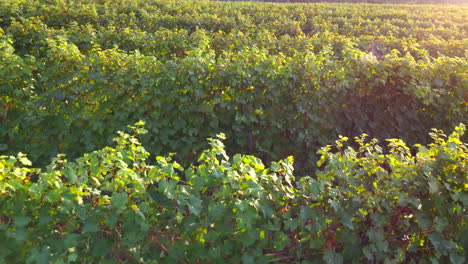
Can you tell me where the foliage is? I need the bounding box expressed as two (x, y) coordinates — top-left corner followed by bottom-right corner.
(1, 122), (466, 263)
(219, 0), (467, 4)
(1, 0), (467, 175)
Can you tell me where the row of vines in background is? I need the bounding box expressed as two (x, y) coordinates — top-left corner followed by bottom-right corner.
(0, 122), (466, 263)
(217, 0), (468, 4)
(1, 0), (467, 175)
(2, 0), (467, 58)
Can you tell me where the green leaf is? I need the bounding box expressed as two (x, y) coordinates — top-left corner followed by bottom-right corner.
(330, 199), (341, 212)
(362, 246), (374, 260)
(340, 212), (354, 230)
(46, 190), (61, 203)
(148, 188), (173, 208)
(367, 228), (384, 243)
(233, 154), (242, 164)
(62, 168), (77, 182)
(428, 177), (441, 194)
(209, 202), (226, 219)
(188, 195), (203, 215)
(270, 162), (281, 172)
(192, 176), (204, 191)
(92, 239), (111, 257)
(415, 211), (432, 230)
(434, 217), (448, 233)
(323, 248), (343, 264)
(68, 253), (78, 262)
(19, 156), (32, 166)
(273, 232), (290, 251)
(241, 254), (255, 264)
(14, 216), (30, 228)
(111, 192), (128, 209)
(428, 233), (453, 254)
(82, 222), (99, 233)
(449, 250), (466, 264)
(168, 244), (185, 260)
(64, 234), (79, 248)
(159, 179), (177, 196)
(28, 246), (51, 263)
(260, 200), (275, 218)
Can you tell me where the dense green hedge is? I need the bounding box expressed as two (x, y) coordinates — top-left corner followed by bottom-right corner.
(1, 122), (466, 263)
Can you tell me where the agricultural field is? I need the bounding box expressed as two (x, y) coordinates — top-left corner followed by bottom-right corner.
(0, 0), (467, 263)
(1, 0), (467, 171)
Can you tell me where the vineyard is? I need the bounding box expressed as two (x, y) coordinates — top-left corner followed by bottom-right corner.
(0, 0), (467, 263)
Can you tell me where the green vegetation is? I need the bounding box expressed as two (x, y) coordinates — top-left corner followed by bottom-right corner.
(222, 0), (467, 4)
(1, 122), (466, 263)
(1, 0), (467, 262)
(1, 0), (467, 174)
